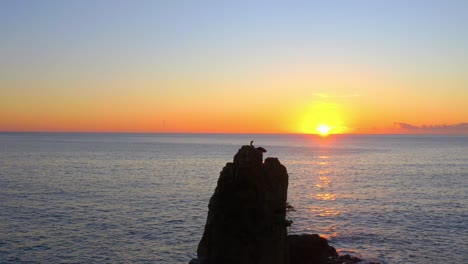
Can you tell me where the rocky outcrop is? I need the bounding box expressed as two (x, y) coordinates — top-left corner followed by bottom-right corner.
(192, 145), (289, 264)
(288, 234), (338, 264)
(190, 145), (380, 264)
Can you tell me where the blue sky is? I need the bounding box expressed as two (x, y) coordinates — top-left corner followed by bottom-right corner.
(2, 0), (467, 73)
(1, 0), (467, 133)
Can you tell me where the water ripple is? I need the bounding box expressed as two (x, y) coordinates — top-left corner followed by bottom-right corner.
(1, 134), (467, 263)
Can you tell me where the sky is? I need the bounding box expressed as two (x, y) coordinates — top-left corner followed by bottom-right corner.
(1, 0), (467, 134)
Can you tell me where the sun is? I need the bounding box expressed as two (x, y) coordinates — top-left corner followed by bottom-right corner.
(299, 102), (348, 135)
(317, 124), (331, 136)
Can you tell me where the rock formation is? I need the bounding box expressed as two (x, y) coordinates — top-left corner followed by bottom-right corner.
(287, 234), (338, 264)
(190, 145), (378, 264)
(192, 145), (289, 264)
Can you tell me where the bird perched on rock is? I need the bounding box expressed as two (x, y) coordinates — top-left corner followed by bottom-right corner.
(250, 140), (266, 152)
(250, 140), (266, 153)
(256, 146), (267, 153)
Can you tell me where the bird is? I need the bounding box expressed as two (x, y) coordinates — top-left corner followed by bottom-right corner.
(250, 140), (266, 152)
(256, 146), (267, 153)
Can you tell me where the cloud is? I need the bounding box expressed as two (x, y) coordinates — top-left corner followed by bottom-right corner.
(394, 122), (419, 130)
(313, 93), (361, 99)
(314, 93), (329, 98)
(394, 122), (468, 134)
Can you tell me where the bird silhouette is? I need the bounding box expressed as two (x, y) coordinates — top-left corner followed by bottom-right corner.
(256, 146), (266, 153)
(250, 140), (266, 152)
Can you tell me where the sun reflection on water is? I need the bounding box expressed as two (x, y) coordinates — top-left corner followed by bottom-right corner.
(315, 193), (336, 201)
(311, 207), (342, 217)
(315, 175), (332, 188)
(292, 151), (343, 240)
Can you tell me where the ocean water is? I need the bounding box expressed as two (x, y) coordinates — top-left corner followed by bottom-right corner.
(0, 133), (467, 264)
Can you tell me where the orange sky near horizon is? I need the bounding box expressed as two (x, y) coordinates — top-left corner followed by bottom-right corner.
(1, 1), (467, 135)
(2, 65), (466, 134)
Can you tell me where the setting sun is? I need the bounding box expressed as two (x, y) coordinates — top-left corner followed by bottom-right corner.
(317, 124), (331, 136)
(299, 102), (350, 135)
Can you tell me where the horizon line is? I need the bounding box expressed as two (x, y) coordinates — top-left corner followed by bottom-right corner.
(1, 131), (467, 136)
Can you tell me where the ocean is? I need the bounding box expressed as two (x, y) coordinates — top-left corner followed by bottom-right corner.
(0, 133), (467, 263)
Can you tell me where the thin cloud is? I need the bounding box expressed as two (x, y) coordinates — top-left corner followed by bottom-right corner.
(314, 93), (329, 98)
(394, 122), (468, 134)
(313, 93), (361, 99)
(394, 122), (419, 130)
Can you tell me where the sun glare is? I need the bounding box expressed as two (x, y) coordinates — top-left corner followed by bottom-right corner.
(317, 124), (331, 136)
(300, 102), (348, 135)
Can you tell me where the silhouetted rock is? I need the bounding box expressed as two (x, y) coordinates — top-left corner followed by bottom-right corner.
(336, 254), (362, 263)
(190, 145), (381, 264)
(288, 234), (338, 264)
(193, 145), (289, 264)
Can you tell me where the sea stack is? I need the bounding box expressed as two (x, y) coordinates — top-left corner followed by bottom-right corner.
(191, 145), (289, 264)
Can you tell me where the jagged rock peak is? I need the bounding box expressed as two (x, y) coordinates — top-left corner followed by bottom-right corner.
(193, 145), (289, 264)
(233, 145), (266, 166)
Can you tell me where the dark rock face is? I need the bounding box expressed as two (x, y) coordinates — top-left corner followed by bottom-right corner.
(287, 234), (338, 264)
(336, 254), (362, 263)
(195, 145), (289, 264)
(190, 145), (379, 264)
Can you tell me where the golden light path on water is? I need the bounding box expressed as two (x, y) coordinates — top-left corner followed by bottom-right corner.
(288, 145), (345, 242)
(315, 155), (335, 201)
(312, 154), (342, 240)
